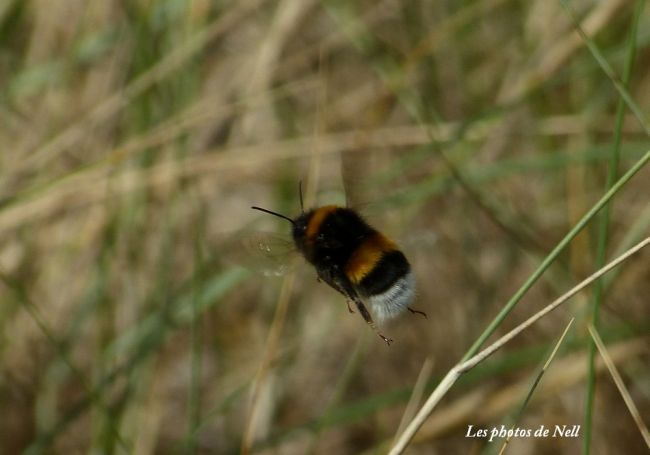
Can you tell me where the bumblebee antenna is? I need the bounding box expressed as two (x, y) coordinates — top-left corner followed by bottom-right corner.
(251, 206), (295, 225)
(298, 180), (305, 213)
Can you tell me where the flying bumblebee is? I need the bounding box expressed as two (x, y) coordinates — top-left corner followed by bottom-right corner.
(252, 185), (426, 345)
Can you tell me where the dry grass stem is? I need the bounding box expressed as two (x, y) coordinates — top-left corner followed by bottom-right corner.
(588, 325), (650, 449)
(393, 357), (434, 444)
(241, 269), (297, 454)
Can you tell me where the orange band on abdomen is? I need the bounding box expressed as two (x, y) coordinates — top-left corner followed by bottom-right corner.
(345, 232), (397, 284)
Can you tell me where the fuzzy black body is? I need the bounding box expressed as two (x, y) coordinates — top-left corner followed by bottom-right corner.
(251, 202), (421, 344)
(292, 206), (415, 322)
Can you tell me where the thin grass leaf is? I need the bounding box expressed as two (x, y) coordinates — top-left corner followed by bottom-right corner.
(497, 318), (575, 455)
(583, 1), (645, 453)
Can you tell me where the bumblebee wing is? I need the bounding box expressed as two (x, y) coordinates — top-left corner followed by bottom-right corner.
(220, 230), (296, 276)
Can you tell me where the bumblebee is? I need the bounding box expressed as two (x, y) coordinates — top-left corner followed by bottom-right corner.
(252, 188), (425, 345)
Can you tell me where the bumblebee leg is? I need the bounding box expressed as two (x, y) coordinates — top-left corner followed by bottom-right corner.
(407, 307), (428, 319)
(353, 299), (393, 346)
(345, 300), (355, 313)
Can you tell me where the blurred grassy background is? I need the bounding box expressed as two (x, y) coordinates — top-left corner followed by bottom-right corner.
(1, 0), (649, 454)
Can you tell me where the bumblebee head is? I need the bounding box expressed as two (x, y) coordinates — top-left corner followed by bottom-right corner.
(291, 211), (311, 250)
(252, 181), (313, 253)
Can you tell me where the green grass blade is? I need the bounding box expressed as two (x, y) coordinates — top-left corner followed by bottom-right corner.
(583, 1), (645, 453)
(560, 0), (650, 136)
(462, 146), (650, 361)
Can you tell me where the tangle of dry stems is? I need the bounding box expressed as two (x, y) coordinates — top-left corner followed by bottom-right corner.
(389, 235), (650, 455)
